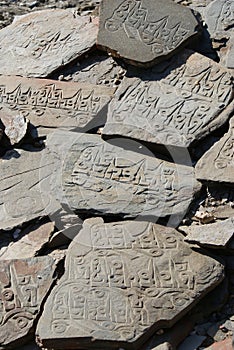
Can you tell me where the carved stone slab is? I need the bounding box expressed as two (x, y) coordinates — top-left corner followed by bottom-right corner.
(61, 132), (201, 220)
(97, 0), (199, 66)
(181, 218), (234, 248)
(36, 218), (224, 349)
(0, 10), (99, 77)
(102, 50), (234, 147)
(0, 76), (115, 137)
(0, 256), (56, 348)
(195, 117), (234, 184)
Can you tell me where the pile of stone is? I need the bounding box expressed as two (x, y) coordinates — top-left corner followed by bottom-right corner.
(0, 0), (233, 349)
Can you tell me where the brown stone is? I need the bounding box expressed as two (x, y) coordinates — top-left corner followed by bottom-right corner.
(0, 10), (99, 77)
(102, 50), (233, 147)
(0, 221), (55, 260)
(36, 218), (224, 349)
(195, 116), (234, 184)
(0, 75), (115, 138)
(61, 131), (201, 221)
(97, 0), (199, 67)
(0, 256), (57, 348)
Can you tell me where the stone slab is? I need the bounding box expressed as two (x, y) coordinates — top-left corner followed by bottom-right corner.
(0, 256), (56, 348)
(0, 110), (28, 145)
(102, 50), (234, 147)
(0, 75), (115, 137)
(181, 218), (234, 249)
(0, 9), (99, 77)
(0, 221), (55, 260)
(195, 117), (234, 184)
(204, 0), (234, 39)
(61, 131), (201, 221)
(97, 0), (199, 66)
(36, 218), (224, 349)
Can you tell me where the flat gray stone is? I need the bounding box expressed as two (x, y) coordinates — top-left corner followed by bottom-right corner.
(0, 75), (115, 138)
(181, 218), (234, 248)
(0, 256), (56, 348)
(0, 9), (99, 77)
(61, 131), (201, 221)
(36, 218), (224, 349)
(204, 0), (234, 39)
(97, 0), (199, 66)
(103, 50), (234, 147)
(0, 221), (55, 260)
(195, 117), (234, 184)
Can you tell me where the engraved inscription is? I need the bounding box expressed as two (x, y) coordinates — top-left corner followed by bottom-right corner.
(37, 219), (224, 348)
(105, 0), (189, 54)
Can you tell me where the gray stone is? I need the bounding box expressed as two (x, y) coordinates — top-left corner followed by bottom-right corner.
(0, 9), (99, 77)
(195, 117), (234, 184)
(181, 218), (234, 248)
(0, 256), (57, 348)
(0, 109), (28, 145)
(36, 218), (224, 349)
(102, 50), (233, 147)
(0, 147), (60, 230)
(0, 75), (115, 138)
(97, 0), (199, 67)
(204, 0), (234, 39)
(226, 35), (234, 70)
(0, 221), (55, 260)
(61, 131), (201, 221)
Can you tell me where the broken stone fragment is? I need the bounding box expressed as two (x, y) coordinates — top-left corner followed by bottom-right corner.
(97, 0), (200, 67)
(0, 220), (55, 260)
(0, 109), (28, 145)
(36, 218), (224, 350)
(0, 75), (115, 138)
(195, 117), (234, 184)
(102, 50), (233, 147)
(0, 256), (57, 349)
(180, 218), (234, 248)
(60, 131), (200, 221)
(0, 10), (99, 77)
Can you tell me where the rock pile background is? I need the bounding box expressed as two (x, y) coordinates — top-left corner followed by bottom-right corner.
(0, 0), (233, 349)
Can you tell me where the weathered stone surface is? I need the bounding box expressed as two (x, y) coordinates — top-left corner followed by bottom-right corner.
(97, 0), (199, 66)
(0, 147), (61, 230)
(180, 218), (234, 248)
(0, 109), (28, 145)
(195, 117), (234, 184)
(0, 256), (56, 348)
(226, 35), (234, 70)
(204, 0), (234, 39)
(0, 10), (99, 77)
(0, 76), (115, 137)
(0, 221), (55, 260)
(61, 132), (200, 220)
(36, 218), (224, 349)
(102, 50), (234, 147)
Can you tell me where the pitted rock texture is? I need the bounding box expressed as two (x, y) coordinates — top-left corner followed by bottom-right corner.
(0, 256), (56, 348)
(61, 132), (200, 221)
(36, 218), (224, 350)
(195, 116), (234, 184)
(97, 0), (199, 66)
(0, 75), (115, 137)
(0, 9), (99, 77)
(103, 50), (234, 147)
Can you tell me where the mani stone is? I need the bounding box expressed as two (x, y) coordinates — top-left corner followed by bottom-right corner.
(195, 117), (234, 184)
(97, 0), (200, 66)
(181, 218), (234, 249)
(102, 50), (234, 147)
(0, 10), (99, 78)
(61, 132), (201, 221)
(36, 218), (224, 350)
(0, 75), (115, 137)
(0, 256), (57, 349)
